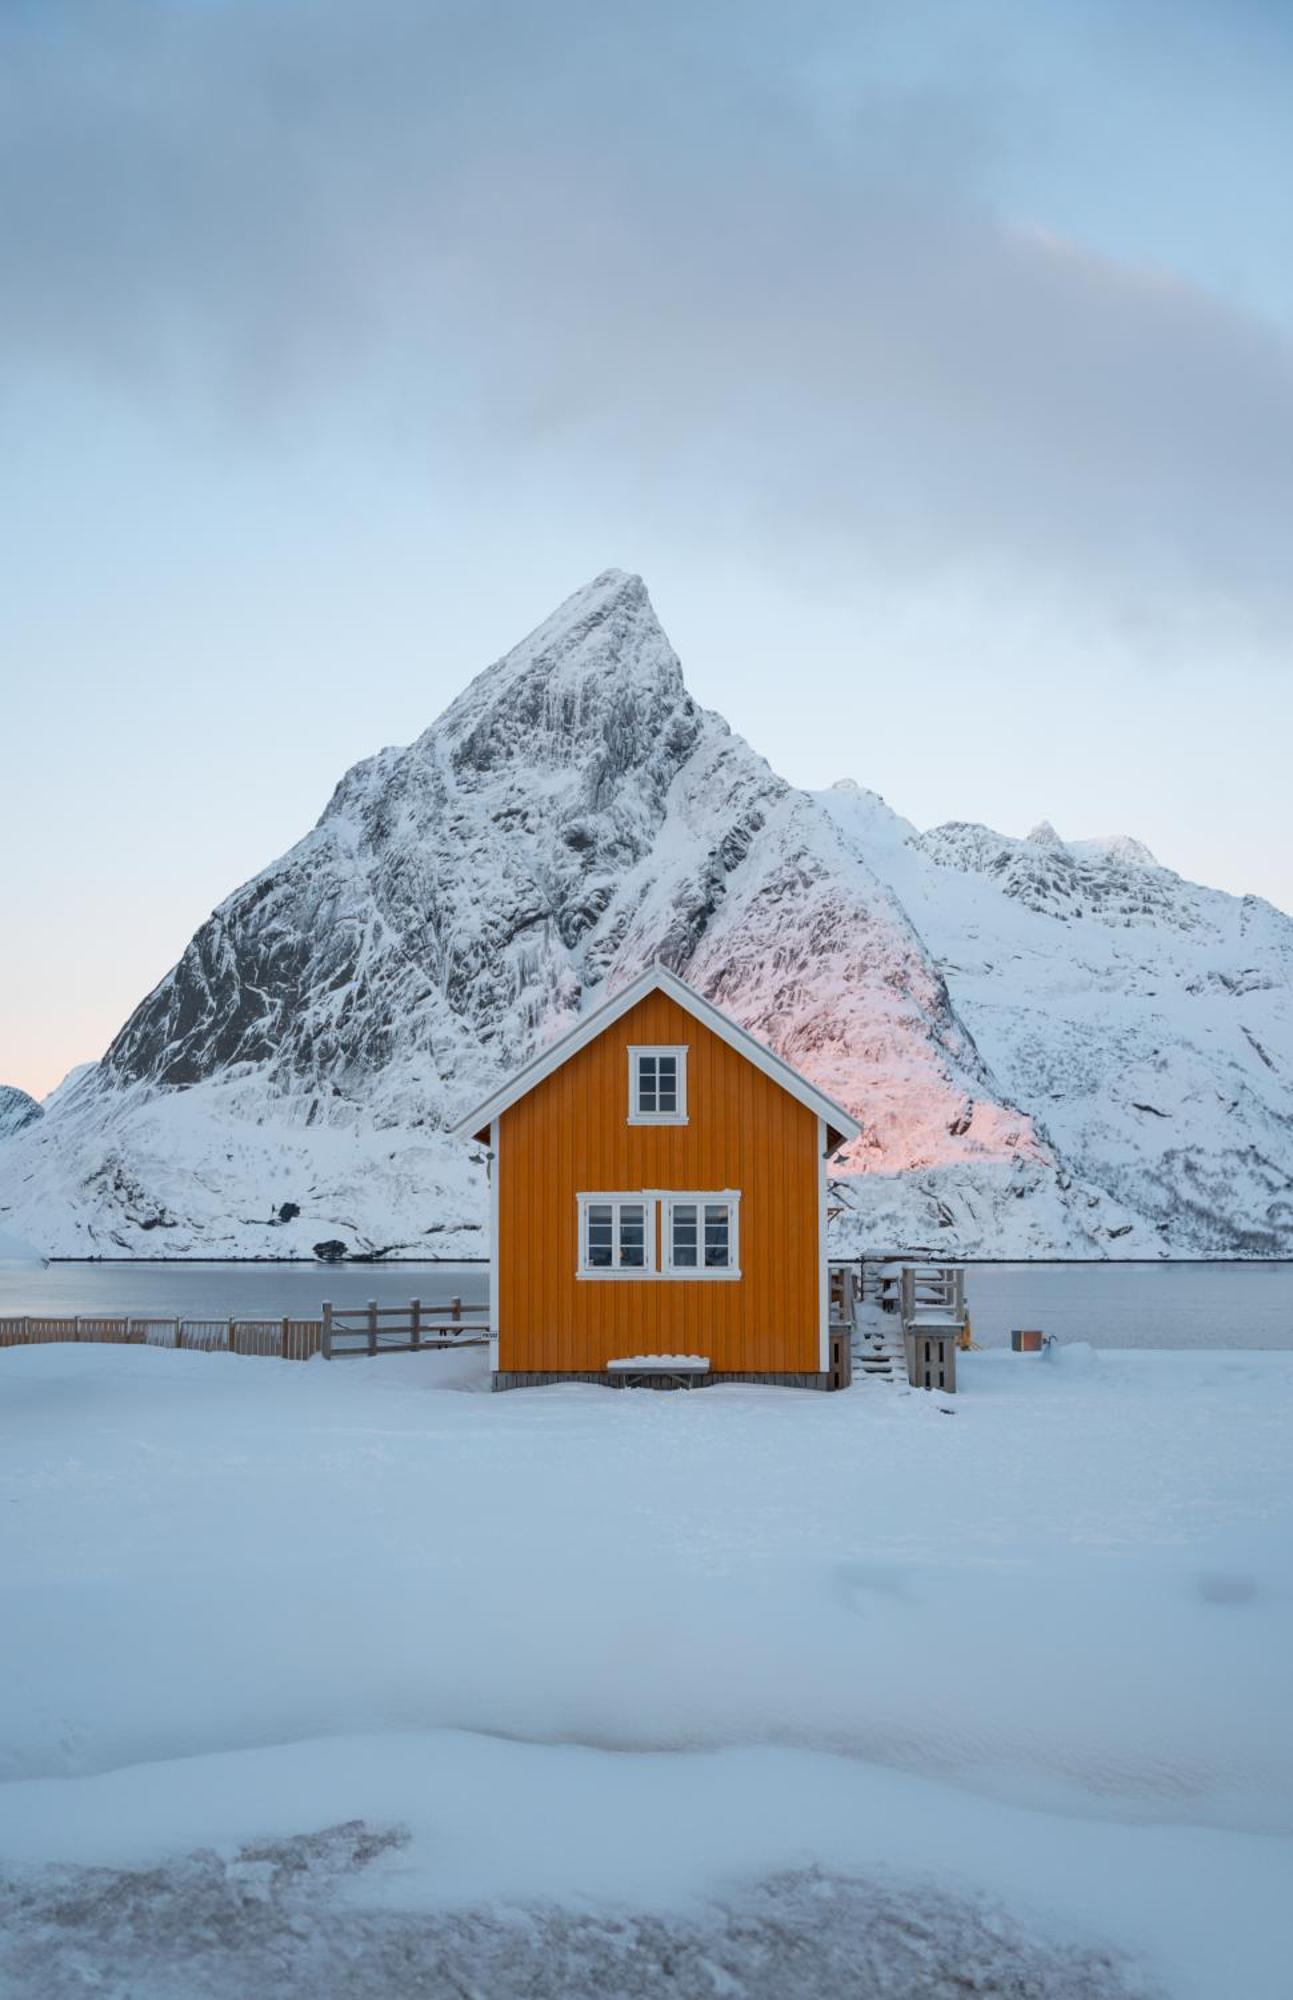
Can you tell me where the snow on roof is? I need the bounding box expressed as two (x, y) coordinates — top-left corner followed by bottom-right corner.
(451, 964), (862, 1149)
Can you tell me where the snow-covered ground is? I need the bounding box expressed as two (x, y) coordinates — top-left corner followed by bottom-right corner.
(2, 1342), (1290, 1997)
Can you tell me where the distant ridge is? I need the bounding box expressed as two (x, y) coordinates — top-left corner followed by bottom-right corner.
(0, 1086), (43, 1140)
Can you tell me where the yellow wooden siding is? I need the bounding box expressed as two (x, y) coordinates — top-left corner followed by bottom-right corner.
(496, 989), (820, 1373)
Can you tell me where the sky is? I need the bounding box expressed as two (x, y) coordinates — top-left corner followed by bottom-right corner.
(3, 0), (1292, 1098)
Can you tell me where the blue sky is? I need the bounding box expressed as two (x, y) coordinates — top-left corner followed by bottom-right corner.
(3, 1), (1292, 1095)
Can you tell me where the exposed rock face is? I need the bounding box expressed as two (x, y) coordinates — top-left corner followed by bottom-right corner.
(2, 571), (1290, 1257)
(0, 1087), (42, 1140)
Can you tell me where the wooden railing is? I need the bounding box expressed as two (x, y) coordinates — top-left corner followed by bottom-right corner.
(828, 1261), (860, 1327)
(320, 1297), (490, 1358)
(898, 1265), (966, 1325)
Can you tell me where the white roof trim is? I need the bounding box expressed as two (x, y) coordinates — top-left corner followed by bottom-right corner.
(452, 964), (862, 1147)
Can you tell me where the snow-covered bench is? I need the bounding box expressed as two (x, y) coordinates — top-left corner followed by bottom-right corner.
(607, 1353), (711, 1390)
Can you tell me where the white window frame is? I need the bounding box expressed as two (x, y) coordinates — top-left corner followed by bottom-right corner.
(627, 1045), (689, 1125)
(576, 1193), (658, 1280)
(660, 1191), (741, 1280)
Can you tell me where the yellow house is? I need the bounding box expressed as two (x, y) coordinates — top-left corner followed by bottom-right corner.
(453, 965), (860, 1389)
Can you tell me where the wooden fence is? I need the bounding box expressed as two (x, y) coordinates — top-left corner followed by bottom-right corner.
(0, 1297), (492, 1363)
(0, 1315), (323, 1360)
(321, 1298), (490, 1357)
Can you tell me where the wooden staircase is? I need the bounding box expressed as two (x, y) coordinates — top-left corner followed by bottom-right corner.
(856, 1316), (906, 1381)
(855, 1260), (969, 1390)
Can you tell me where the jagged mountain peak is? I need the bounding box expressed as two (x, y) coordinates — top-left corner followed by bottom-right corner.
(435, 569), (678, 726)
(94, 570), (742, 1102)
(816, 781), (919, 853)
(1026, 819), (1067, 851)
(826, 779), (898, 818)
(1071, 833), (1159, 869)
(419, 568), (703, 806)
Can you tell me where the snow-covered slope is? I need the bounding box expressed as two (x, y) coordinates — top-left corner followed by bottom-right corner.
(1, 571), (1287, 1257)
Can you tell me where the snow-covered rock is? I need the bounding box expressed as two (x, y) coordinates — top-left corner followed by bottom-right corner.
(0, 1086), (43, 1140)
(1, 570), (1289, 1257)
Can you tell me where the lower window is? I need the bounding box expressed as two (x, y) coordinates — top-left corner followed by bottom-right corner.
(578, 1195), (655, 1276)
(663, 1194), (740, 1279)
(576, 1191), (741, 1280)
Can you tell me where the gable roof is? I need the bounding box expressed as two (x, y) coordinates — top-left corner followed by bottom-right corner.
(452, 964), (862, 1151)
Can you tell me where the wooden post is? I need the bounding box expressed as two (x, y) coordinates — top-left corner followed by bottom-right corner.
(410, 1299), (421, 1350)
(281, 1314), (290, 1361)
(367, 1299), (378, 1356)
(321, 1302), (333, 1360)
(451, 1296), (461, 1336)
(228, 1319), (236, 1355)
(176, 1320), (184, 1351)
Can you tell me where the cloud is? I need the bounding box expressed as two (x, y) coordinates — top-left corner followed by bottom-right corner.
(3, 0), (1292, 625)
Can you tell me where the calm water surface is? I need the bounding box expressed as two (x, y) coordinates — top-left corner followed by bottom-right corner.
(0, 1261), (490, 1320)
(1, 1259), (1290, 1349)
(902, 1261), (1293, 1351)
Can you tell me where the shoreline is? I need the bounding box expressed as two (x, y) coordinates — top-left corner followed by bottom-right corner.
(44, 1254), (491, 1266)
(39, 1253), (1293, 1267)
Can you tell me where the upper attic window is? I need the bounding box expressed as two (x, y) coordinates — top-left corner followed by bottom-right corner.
(628, 1045), (688, 1124)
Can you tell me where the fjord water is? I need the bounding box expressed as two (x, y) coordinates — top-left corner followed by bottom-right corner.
(958, 1260), (1293, 1350)
(1, 1260), (1291, 1349)
(0, 1261), (489, 1322)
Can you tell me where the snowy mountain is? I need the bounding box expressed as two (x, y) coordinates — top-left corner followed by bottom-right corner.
(821, 785), (1293, 1254)
(2, 570), (1289, 1258)
(0, 1087), (43, 1140)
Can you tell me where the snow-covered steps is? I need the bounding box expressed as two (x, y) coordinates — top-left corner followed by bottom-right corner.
(853, 1307), (906, 1386)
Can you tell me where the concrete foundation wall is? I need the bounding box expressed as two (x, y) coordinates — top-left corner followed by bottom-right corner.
(492, 1369), (835, 1393)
